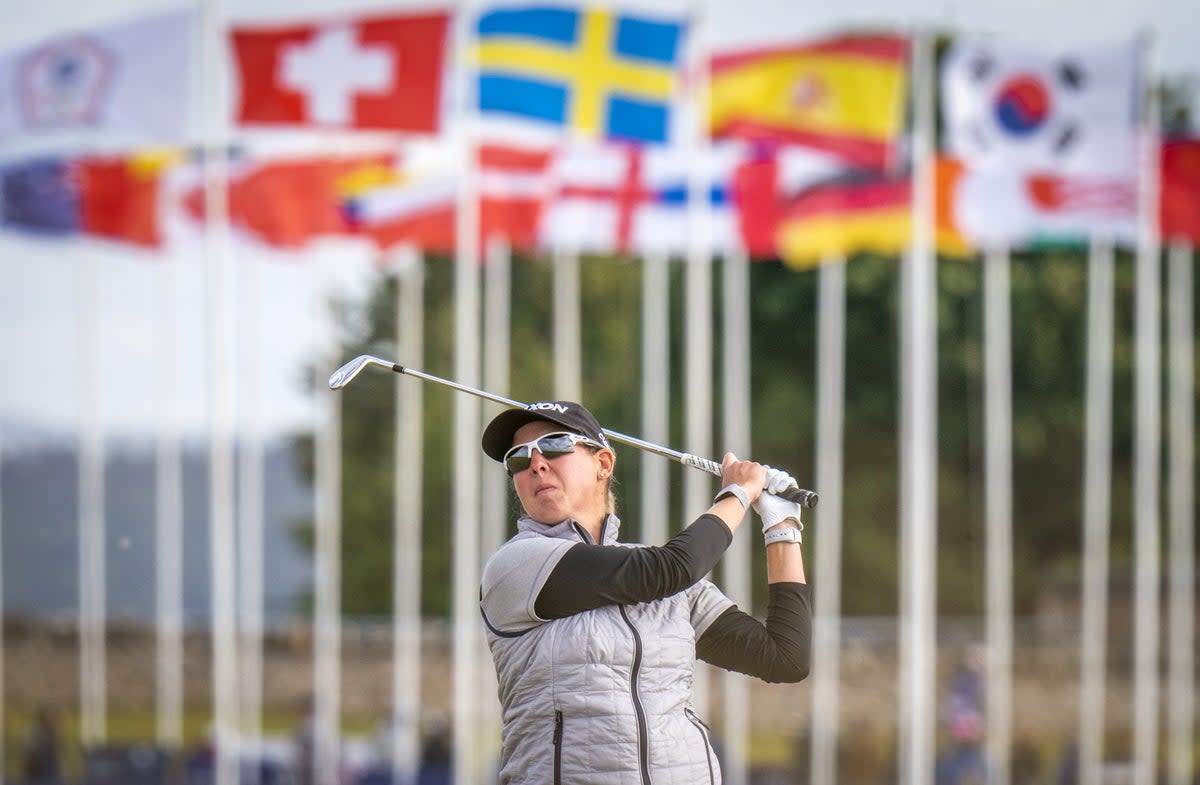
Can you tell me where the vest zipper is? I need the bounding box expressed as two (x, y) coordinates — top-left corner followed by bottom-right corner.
(684, 707), (717, 785)
(553, 710), (564, 785)
(619, 605), (652, 785)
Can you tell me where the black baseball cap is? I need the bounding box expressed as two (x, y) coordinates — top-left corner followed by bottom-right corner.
(481, 401), (611, 463)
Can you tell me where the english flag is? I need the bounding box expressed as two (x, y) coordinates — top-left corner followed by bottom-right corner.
(538, 140), (747, 257)
(232, 11), (450, 133)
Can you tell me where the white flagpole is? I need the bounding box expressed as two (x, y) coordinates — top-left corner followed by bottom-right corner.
(553, 248), (581, 402)
(1078, 240), (1115, 785)
(683, 4), (712, 525)
(77, 253), (107, 749)
(201, 0), (239, 776)
(1132, 37), (1162, 785)
(720, 246), (752, 785)
(313, 251), (343, 785)
(392, 244), (424, 785)
(156, 253), (185, 751)
(809, 254), (847, 785)
(1164, 240), (1193, 785)
(237, 253), (265, 785)
(481, 234), (511, 561)
(982, 245), (1013, 785)
(899, 28), (938, 785)
(453, 4), (483, 776)
(0, 427), (4, 785)
(684, 0), (714, 720)
(640, 252), (671, 548)
(480, 233), (512, 772)
(0, 428), (4, 785)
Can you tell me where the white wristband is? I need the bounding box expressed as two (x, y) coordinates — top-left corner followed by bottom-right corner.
(763, 525), (803, 547)
(713, 483), (750, 513)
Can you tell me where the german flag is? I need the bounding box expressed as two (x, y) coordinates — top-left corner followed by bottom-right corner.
(709, 34), (908, 171)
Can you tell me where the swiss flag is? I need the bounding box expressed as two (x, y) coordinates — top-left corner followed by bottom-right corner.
(231, 11), (449, 133)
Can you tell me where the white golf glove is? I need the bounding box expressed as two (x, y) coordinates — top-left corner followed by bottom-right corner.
(752, 466), (804, 533)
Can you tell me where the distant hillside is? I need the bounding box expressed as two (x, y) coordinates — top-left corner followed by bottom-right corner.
(1, 439), (313, 622)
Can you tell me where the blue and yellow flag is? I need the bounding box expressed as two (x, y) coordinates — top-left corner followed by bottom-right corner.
(474, 4), (685, 143)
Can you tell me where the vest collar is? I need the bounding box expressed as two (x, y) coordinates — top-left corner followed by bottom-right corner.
(516, 513), (621, 545)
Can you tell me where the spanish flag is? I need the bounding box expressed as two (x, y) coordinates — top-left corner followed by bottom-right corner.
(709, 34), (908, 171)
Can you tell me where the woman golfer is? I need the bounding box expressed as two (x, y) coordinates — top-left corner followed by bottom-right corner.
(479, 400), (811, 784)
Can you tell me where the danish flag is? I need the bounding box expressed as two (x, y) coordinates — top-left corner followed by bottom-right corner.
(231, 11), (449, 133)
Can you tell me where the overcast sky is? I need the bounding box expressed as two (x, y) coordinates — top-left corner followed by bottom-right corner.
(1, 0), (1196, 444)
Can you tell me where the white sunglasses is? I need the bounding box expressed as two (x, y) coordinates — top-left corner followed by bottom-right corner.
(503, 431), (604, 475)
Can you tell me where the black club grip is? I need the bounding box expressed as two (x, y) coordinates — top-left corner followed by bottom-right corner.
(777, 486), (819, 508)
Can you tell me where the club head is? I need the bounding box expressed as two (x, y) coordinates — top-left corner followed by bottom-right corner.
(328, 355), (395, 390)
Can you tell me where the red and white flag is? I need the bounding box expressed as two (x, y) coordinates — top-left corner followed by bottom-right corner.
(478, 143), (553, 251)
(936, 156), (1137, 249)
(231, 11), (450, 133)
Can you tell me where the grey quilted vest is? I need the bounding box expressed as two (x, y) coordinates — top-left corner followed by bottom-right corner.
(480, 513), (734, 785)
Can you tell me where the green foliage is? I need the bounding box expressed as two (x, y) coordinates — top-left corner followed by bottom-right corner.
(292, 246), (1198, 619)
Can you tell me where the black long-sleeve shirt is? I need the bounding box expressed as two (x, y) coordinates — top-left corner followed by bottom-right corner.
(532, 514), (811, 683)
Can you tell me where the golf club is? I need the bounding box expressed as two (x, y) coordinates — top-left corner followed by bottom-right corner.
(329, 354), (818, 508)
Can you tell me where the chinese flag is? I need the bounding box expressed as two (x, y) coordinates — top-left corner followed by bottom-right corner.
(232, 11), (449, 132)
(77, 154), (171, 248)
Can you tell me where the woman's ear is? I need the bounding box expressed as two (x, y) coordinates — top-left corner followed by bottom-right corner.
(597, 448), (615, 478)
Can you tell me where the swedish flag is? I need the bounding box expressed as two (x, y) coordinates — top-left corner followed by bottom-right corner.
(474, 4), (686, 143)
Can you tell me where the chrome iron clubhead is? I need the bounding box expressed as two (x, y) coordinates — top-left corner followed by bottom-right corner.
(327, 355), (397, 390)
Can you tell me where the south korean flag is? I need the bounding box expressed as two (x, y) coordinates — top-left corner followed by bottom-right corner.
(941, 37), (1140, 176)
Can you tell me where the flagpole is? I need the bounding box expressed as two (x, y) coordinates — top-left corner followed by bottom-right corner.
(1164, 240), (1194, 785)
(77, 251), (107, 749)
(453, 4), (483, 781)
(201, 0), (240, 777)
(683, 0), (714, 722)
(237, 252), (265, 785)
(809, 253), (847, 785)
(1132, 33), (1162, 785)
(899, 27), (938, 785)
(720, 245), (752, 785)
(313, 247), (343, 785)
(553, 248), (582, 401)
(480, 232), (512, 772)
(155, 249), (184, 752)
(391, 244), (424, 785)
(1077, 239), (1115, 785)
(640, 251), (671, 549)
(0, 429), (4, 785)
(983, 244), (1013, 785)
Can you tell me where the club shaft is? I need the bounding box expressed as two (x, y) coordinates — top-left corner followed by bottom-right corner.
(365, 358), (817, 508)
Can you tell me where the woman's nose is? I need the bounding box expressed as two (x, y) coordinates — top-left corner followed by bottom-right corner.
(527, 449), (550, 473)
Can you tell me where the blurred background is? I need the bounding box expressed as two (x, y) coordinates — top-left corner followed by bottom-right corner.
(0, 0), (1196, 784)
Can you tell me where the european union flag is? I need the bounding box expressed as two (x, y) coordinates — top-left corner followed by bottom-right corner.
(474, 4), (685, 143)
(0, 158), (80, 235)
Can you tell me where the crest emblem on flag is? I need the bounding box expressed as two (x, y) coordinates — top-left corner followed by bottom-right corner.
(18, 37), (114, 129)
